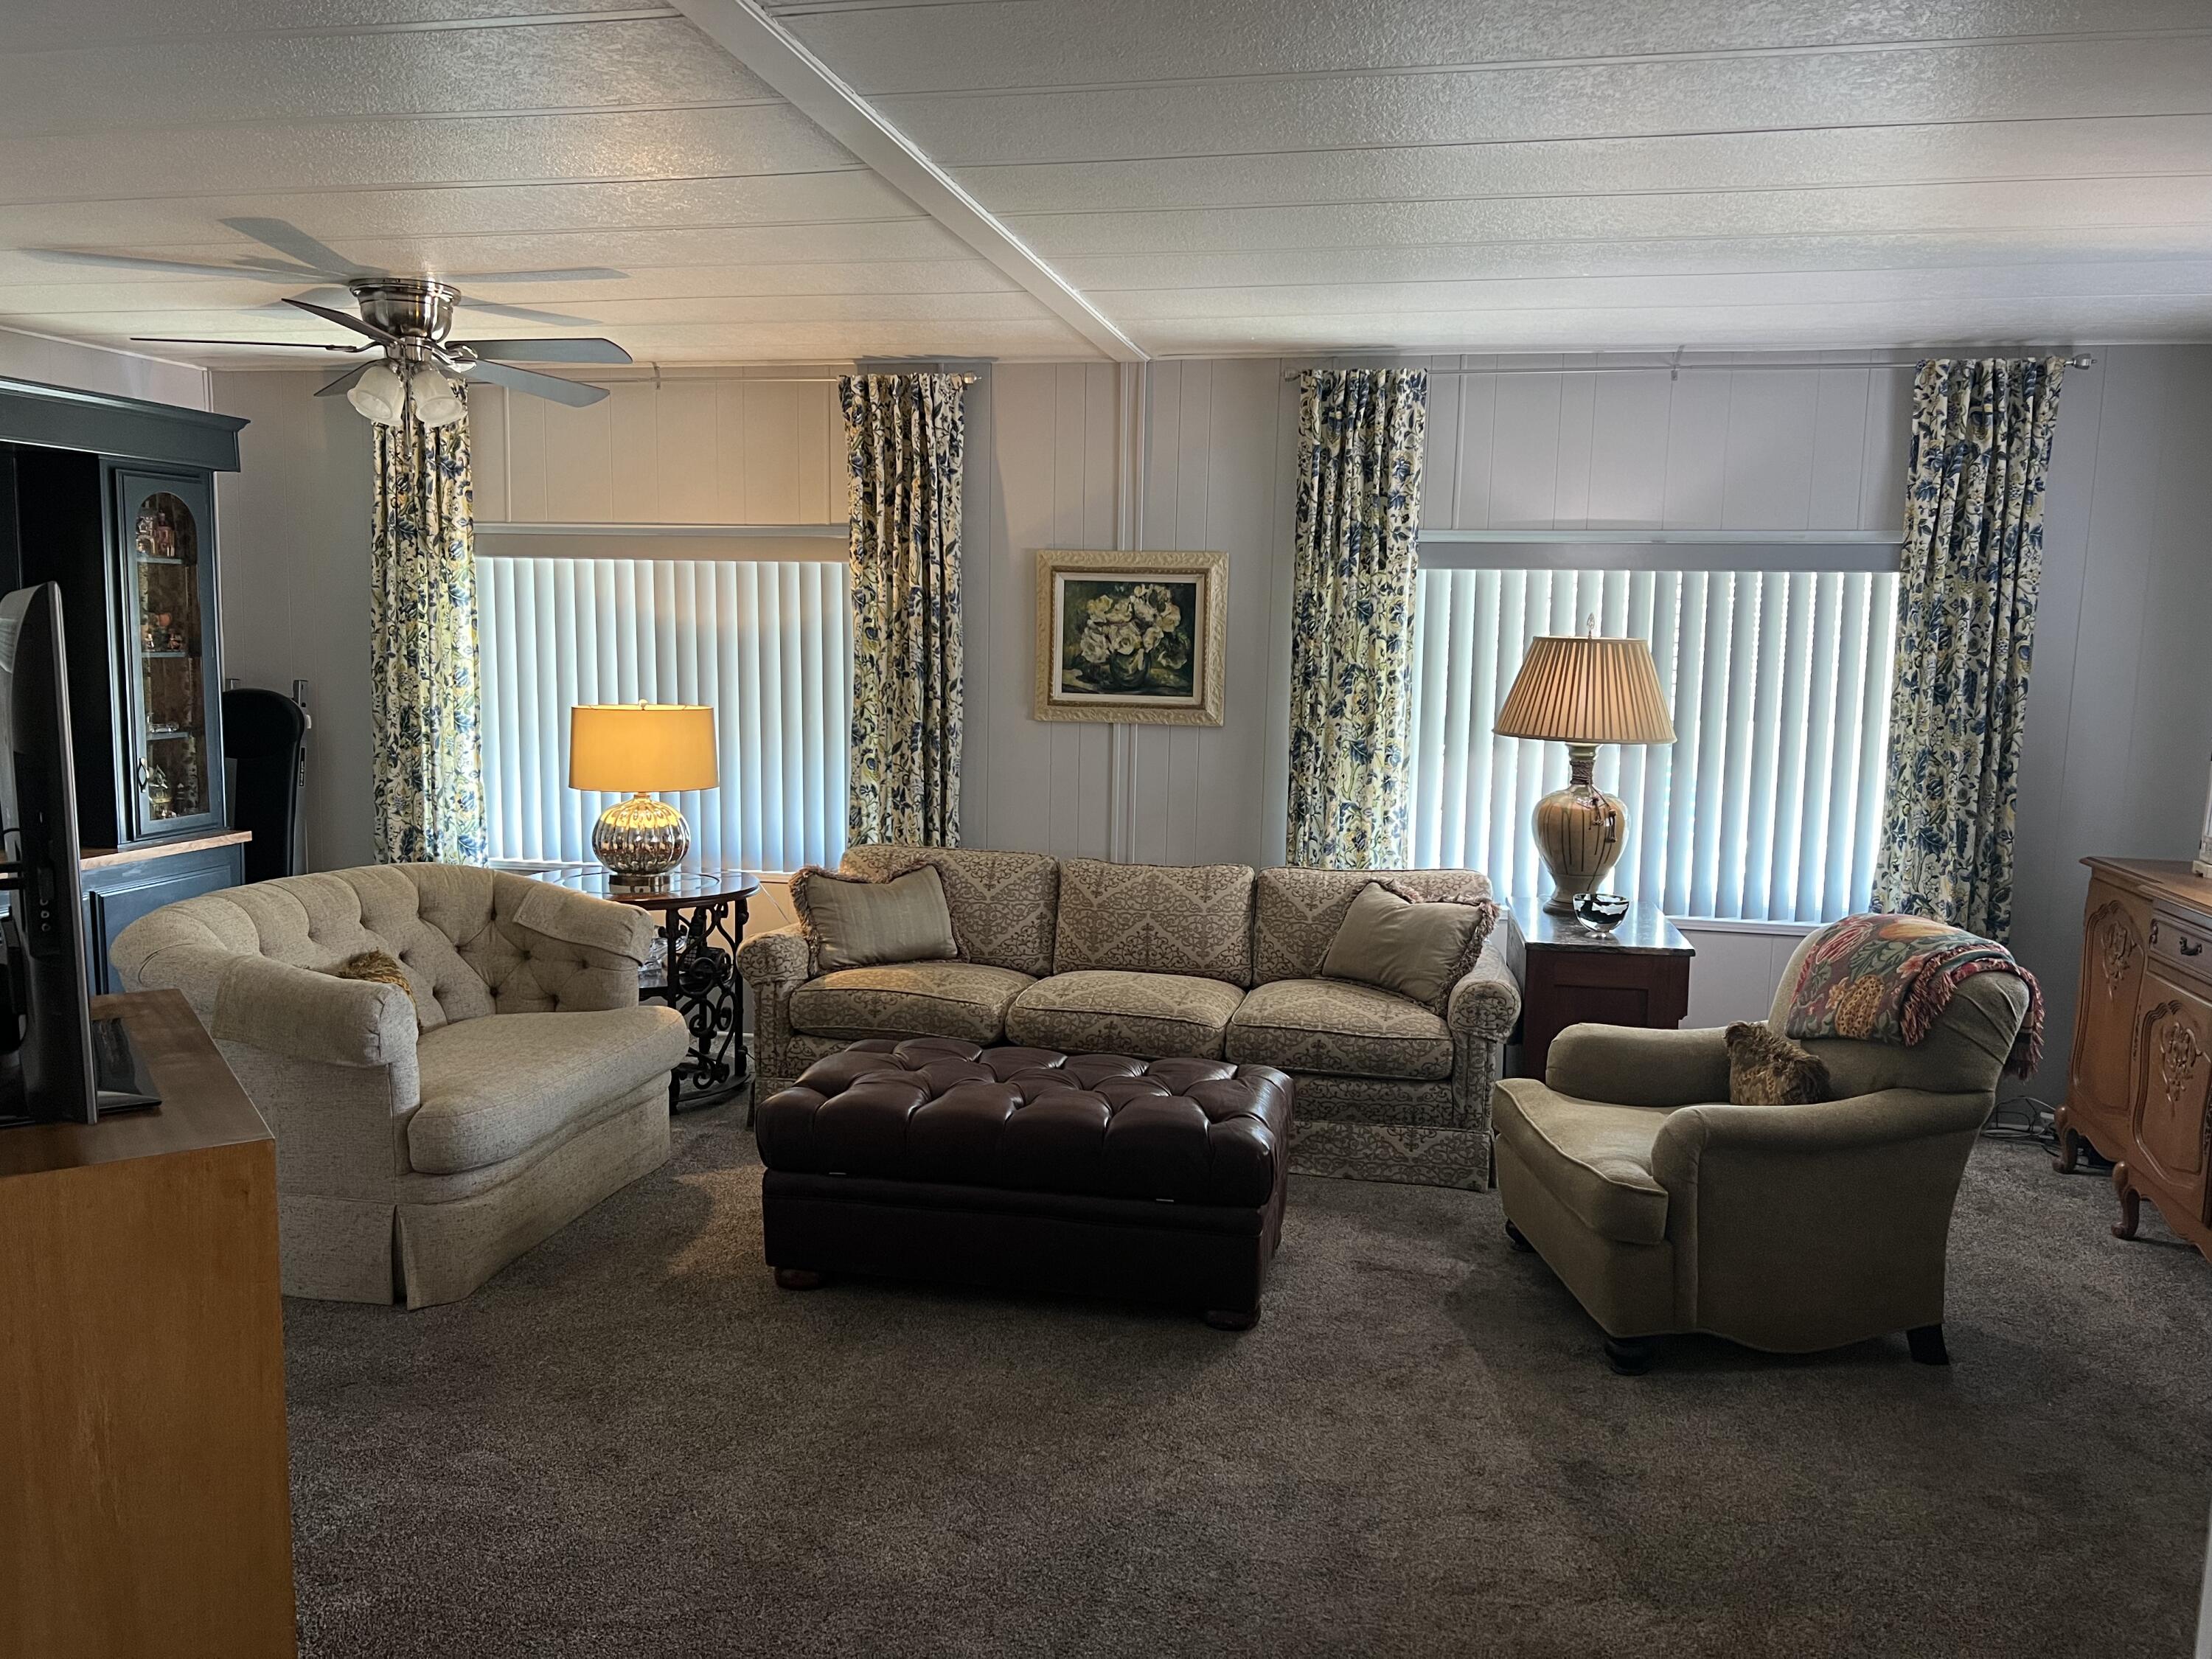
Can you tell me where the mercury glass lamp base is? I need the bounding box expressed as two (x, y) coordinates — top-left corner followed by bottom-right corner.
(592, 793), (692, 885)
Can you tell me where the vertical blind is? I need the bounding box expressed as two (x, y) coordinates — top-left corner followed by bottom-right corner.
(1408, 566), (1898, 923)
(477, 556), (850, 875)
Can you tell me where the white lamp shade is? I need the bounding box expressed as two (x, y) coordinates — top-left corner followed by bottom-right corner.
(347, 361), (407, 425)
(408, 366), (466, 429)
(568, 703), (719, 793)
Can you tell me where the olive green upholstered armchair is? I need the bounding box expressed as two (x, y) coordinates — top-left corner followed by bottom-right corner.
(1492, 925), (2031, 1373)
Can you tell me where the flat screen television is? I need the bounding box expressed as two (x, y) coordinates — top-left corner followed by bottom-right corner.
(0, 581), (156, 1127)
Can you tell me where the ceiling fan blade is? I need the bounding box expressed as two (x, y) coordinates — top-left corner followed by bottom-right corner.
(453, 358), (610, 408)
(454, 267), (626, 284)
(131, 335), (369, 352)
(282, 294), (399, 345)
(316, 363), (376, 397)
(452, 337), (632, 365)
(220, 217), (375, 281)
(450, 296), (596, 327)
(32, 247), (320, 281)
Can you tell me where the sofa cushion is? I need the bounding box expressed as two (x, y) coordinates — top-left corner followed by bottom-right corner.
(788, 961), (1035, 1046)
(842, 845), (1060, 978)
(408, 1006), (689, 1175)
(1006, 970), (1245, 1060)
(1225, 977), (1453, 1080)
(1252, 866), (1494, 985)
(1492, 1081), (1670, 1245)
(1051, 858), (1255, 984)
(790, 863), (959, 973)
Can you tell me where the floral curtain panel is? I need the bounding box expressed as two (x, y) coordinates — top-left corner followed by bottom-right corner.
(369, 411), (487, 865)
(1874, 356), (2067, 941)
(841, 372), (967, 848)
(1285, 368), (1430, 869)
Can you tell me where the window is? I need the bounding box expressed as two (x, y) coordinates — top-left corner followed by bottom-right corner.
(477, 555), (850, 875)
(1407, 562), (1897, 923)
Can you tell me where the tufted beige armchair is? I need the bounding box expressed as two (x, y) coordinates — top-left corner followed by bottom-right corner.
(112, 863), (689, 1307)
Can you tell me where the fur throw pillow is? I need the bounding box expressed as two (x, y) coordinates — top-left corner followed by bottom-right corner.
(1725, 1021), (1829, 1105)
(331, 949), (423, 1026)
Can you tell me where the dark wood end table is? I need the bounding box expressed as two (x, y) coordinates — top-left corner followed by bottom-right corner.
(523, 866), (762, 1114)
(1507, 895), (1695, 1079)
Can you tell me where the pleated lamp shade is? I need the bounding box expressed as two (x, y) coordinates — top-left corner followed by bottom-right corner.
(568, 703), (720, 792)
(1495, 636), (1677, 746)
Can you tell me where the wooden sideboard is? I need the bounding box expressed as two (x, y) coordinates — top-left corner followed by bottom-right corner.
(0, 990), (298, 1659)
(2059, 858), (2212, 1262)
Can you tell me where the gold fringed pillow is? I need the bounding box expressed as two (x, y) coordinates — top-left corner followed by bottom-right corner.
(331, 949), (424, 1027)
(1725, 1022), (1829, 1106)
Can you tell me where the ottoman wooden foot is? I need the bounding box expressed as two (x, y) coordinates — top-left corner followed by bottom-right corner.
(1203, 1307), (1258, 1332)
(775, 1267), (830, 1291)
(1504, 1219), (1534, 1253)
(1604, 1335), (1658, 1375)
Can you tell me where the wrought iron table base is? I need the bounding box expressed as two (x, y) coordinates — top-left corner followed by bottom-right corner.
(640, 894), (751, 1113)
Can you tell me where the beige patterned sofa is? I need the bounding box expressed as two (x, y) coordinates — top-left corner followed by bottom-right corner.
(112, 864), (690, 1307)
(738, 846), (1523, 1189)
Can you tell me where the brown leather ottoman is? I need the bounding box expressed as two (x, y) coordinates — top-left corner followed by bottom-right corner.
(754, 1038), (1293, 1328)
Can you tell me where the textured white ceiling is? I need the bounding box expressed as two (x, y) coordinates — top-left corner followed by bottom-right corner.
(3, 0), (2208, 365)
(773, 0), (2212, 355)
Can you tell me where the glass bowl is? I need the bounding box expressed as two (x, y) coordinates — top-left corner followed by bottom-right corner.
(1571, 891), (1632, 933)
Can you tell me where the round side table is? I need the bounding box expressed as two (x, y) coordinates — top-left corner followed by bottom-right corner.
(524, 866), (762, 1114)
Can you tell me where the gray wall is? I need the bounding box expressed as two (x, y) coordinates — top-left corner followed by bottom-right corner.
(209, 372), (376, 872)
(0, 324), (208, 410)
(2010, 344), (2212, 1102)
(208, 347), (2212, 1088)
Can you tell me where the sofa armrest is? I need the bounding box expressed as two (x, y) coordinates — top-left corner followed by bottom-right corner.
(1447, 931), (1522, 1045)
(737, 922), (813, 986)
(1546, 1024), (1731, 1107)
(503, 877), (653, 964)
(209, 953), (420, 1070)
(1647, 1086), (1994, 1348)
(1652, 1087), (1992, 1174)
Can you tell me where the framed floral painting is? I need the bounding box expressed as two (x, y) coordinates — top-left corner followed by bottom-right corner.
(1032, 549), (1227, 725)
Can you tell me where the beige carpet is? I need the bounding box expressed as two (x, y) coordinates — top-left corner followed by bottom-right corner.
(282, 1106), (2211, 1658)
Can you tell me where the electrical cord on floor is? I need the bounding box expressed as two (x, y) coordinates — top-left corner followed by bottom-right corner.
(1983, 1093), (2059, 1148)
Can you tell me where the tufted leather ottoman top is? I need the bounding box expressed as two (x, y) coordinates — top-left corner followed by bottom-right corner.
(756, 1038), (1293, 1208)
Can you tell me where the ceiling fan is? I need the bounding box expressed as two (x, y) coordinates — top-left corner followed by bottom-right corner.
(38, 216), (633, 425)
(136, 276), (632, 426)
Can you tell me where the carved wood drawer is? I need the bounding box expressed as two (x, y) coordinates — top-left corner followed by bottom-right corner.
(2148, 903), (2212, 988)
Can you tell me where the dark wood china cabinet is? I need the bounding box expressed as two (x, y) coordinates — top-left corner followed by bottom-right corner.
(0, 377), (251, 991)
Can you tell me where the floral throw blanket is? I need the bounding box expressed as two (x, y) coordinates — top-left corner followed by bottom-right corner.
(1783, 913), (2044, 1079)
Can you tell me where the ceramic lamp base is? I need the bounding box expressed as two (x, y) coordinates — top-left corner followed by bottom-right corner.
(1534, 744), (1626, 915)
(592, 792), (691, 886)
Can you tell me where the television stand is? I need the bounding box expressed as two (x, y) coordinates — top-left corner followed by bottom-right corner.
(0, 987), (296, 1656)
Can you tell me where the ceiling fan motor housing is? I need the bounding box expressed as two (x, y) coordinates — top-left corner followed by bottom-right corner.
(349, 276), (458, 353)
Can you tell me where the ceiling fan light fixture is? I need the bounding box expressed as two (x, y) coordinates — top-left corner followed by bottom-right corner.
(408, 364), (467, 429)
(347, 361), (407, 425)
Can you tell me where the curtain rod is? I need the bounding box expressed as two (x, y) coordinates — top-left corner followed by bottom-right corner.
(1283, 354), (2096, 381)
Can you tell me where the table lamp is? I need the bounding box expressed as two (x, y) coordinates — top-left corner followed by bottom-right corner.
(568, 703), (718, 888)
(1494, 631), (1676, 915)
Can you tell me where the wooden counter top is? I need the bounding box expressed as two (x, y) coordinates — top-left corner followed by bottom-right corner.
(2081, 856), (2212, 915)
(80, 829), (249, 870)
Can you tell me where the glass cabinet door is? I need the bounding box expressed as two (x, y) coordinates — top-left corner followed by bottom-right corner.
(115, 470), (223, 840)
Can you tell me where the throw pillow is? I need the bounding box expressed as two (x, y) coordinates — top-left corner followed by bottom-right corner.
(1725, 1021), (1830, 1105)
(1318, 880), (1498, 1013)
(331, 949), (424, 1026)
(789, 863), (959, 974)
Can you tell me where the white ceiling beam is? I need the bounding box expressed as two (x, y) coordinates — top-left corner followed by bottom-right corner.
(669, 0), (1144, 364)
